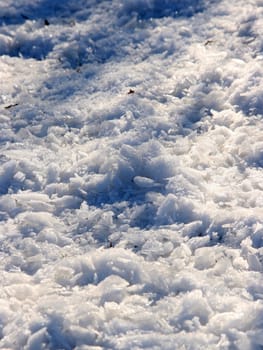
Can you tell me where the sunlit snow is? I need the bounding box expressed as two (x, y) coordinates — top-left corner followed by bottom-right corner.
(0, 0), (263, 349)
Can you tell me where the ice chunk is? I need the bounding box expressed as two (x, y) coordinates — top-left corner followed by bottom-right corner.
(133, 176), (159, 188)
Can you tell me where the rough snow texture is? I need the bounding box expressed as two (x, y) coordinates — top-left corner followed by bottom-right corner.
(0, 0), (263, 349)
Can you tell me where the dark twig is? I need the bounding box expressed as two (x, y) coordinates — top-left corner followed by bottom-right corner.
(4, 103), (19, 109)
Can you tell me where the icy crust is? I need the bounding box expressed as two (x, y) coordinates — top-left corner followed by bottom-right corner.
(0, 0), (263, 348)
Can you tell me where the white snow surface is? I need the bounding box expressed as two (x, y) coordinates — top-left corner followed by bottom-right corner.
(0, 0), (263, 348)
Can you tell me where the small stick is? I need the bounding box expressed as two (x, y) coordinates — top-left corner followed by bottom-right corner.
(204, 40), (214, 46)
(4, 103), (19, 109)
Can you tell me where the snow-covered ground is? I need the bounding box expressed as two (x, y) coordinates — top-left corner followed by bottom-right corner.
(0, 0), (263, 348)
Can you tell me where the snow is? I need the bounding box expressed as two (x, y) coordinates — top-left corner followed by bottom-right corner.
(0, 0), (263, 348)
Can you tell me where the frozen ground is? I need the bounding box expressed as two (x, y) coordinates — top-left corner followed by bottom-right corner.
(0, 0), (263, 348)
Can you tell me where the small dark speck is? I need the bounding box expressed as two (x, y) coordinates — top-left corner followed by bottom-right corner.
(4, 103), (19, 109)
(204, 40), (214, 46)
(128, 89), (135, 95)
(21, 14), (30, 20)
(44, 19), (50, 26)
